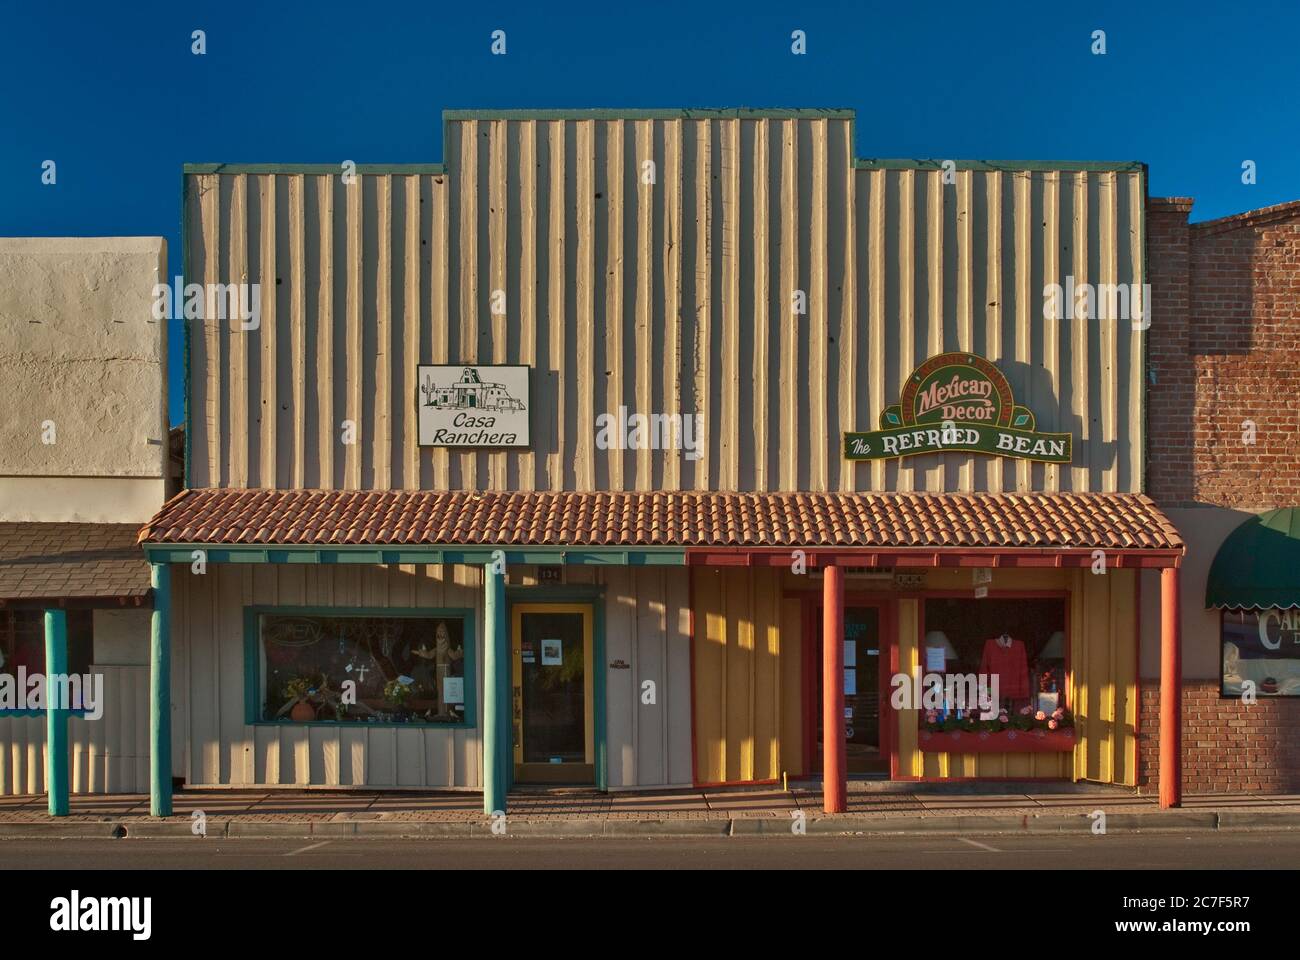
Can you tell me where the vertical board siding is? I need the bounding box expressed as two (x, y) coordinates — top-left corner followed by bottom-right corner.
(852, 167), (1145, 493)
(187, 127), (1140, 494)
(0, 665), (149, 796)
(690, 567), (786, 784)
(173, 563), (484, 789)
(170, 563), (694, 790)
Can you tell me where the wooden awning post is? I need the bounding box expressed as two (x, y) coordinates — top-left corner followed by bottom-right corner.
(822, 562), (846, 814)
(483, 561), (507, 816)
(150, 563), (173, 817)
(1159, 565), (1182, 809)
(44, 609), (69, 816)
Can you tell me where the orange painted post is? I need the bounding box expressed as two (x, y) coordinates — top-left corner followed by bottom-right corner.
(823, 562), (846, 814)
(1159, 566), (1182, 809)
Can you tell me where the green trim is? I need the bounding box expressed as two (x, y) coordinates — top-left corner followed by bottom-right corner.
(853, 158), (1145, 172)
(150, 564), (173, 817)
(482, 566), (506, 814)
(144, 544), (687, 566)
(442, 108), (856, 121)
(1206, 509), (1300, 610)
(504, 585), (609, 792)
(183, 163), (446, 175)
(44, 609), (69, 817)
(243, 605), (477, 730)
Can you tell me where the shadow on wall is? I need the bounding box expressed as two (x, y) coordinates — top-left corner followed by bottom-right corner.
(999, 358), (1119, 488)
(1189, 229), (1259, 357)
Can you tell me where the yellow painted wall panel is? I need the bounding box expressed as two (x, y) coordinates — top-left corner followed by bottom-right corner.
(892, 569), (1137, 785)
(691, 567), (784, 784)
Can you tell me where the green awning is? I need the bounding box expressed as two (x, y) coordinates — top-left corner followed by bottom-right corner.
(1206, 508), (1300, 610)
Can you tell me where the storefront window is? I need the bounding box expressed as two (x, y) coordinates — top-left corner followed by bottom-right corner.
(256, 611), (471, 724)
(921, 598), (1068, 725)
(0, 609), (94, 714)
(1221, 609), (1300, 697)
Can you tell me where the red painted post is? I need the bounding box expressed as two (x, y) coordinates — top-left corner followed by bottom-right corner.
(1159, 566), (1182, 809)
(823, 562), (846, 814)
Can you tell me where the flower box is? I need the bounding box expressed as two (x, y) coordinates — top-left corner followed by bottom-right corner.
(917, 727), (1077, 753)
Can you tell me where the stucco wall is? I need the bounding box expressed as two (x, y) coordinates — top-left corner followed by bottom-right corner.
(1139, 505), (1256, 680)
(0, 237), (168, 521)
(92, 608), (151, 666)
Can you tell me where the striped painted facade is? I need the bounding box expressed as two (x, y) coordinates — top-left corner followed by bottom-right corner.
(173, 110), (1150, 792)
(184, 112), (1145, 496)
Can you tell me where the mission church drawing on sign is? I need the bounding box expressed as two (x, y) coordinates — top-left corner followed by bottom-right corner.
(420, 366), (526, 412)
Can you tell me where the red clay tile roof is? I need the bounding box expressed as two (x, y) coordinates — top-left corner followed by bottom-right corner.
(139, 489), (1183, 552)
(0, 523), (152, 601)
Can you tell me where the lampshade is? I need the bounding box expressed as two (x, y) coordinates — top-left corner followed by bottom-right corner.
(1040, 630), (1065, 660)
(924, 630), (958, 660)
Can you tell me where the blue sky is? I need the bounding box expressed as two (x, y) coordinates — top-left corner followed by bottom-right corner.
(3, 0), (1298, 425)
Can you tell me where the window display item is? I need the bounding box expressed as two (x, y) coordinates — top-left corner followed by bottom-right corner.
(924, 630), (958, 663)
(979, 633), (1029, 698)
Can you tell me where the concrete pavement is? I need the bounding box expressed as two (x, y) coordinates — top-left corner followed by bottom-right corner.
(1, 782), (1299, 839)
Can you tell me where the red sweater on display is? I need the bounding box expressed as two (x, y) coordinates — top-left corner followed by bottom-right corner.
(979, 636), (1029, 699)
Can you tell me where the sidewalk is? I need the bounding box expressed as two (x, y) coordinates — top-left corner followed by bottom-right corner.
(2, 783), (1299, 839)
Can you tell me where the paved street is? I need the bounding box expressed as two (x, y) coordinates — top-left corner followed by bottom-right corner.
(1, 830), (1297, 869)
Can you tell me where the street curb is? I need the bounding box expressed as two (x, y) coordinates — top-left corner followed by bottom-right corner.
(227, 821), (315, 838)
(601, 819), (731, 837)
(1217, 810), (1300, 830)
(1, 809), (1299, 840)
(125, 821), (215, 839)
(353, 821), (476, 837)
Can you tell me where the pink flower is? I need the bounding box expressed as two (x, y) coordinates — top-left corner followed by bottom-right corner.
(1035, 710), (1047, 721)
(1048, 719), (1058, 730)
(1052, 707), (1065, 719)
(925, 710), (939, 723)
(998, 711), (1009, 723)
(1019, 705), (1033, 716)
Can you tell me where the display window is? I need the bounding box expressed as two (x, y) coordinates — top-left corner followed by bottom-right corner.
(919, 597), (1071, 735)
(1221, 608), (1300, 698)
(0, 609), (94, 714)
(254, 609), (473, 724)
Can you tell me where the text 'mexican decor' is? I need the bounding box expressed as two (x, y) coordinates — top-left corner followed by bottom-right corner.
(844, 353), (1072, 464)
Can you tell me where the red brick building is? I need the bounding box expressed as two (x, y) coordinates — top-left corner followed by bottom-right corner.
(1142, 197), (1300, 794)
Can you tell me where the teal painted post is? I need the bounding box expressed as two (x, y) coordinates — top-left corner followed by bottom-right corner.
(483, 562), (507, 816)
(150, 563), (173, 816)
(43, 610), (69, 816)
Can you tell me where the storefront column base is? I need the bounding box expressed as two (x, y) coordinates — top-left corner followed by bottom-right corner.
(150, 563), (173, 817)
(483, 562), (507, 816)
(822, 562), (846, 814)
(44, 609), (69, 817)
(1159, 565), (1182, 810)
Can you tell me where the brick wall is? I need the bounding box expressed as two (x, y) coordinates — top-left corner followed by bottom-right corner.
(1146, 198), (1300, 509)
(1138, 681), (1300, 794)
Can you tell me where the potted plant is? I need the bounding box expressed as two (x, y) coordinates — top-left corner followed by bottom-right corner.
(283, 675), (320, 722)
(384, 679), (415, 718)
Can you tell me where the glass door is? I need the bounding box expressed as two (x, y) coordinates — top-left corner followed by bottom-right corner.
(511, 603), (594, 784)
(815, 605), (888, 775)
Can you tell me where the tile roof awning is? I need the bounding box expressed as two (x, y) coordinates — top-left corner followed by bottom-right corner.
(0, 523), (154, 604)
(139, 489), (1183, 568)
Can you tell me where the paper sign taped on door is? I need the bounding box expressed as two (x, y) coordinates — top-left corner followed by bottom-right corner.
(541, 638), (563, 666)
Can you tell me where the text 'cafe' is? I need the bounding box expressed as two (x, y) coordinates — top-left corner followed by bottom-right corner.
(132, 110), (1184, 818)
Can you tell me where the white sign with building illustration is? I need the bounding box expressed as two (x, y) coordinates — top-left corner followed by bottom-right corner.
(417, 364), (530, 447)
